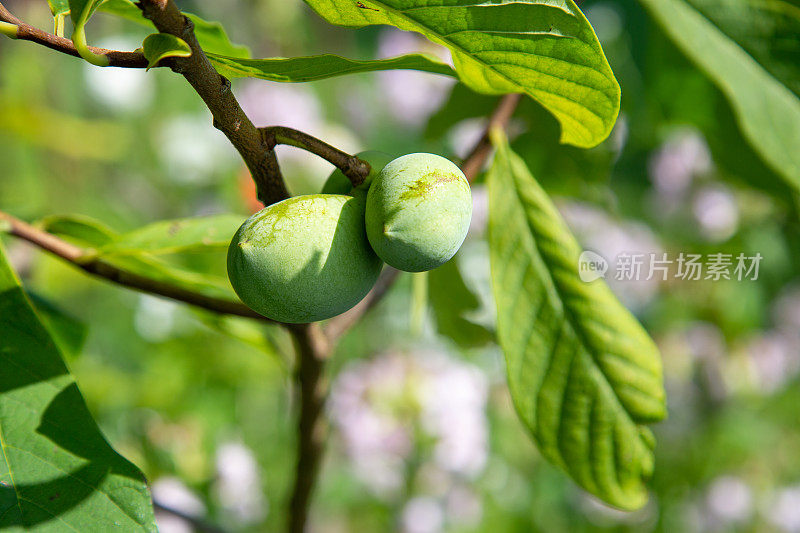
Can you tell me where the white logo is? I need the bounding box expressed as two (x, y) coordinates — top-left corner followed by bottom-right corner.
(578, 251), (608, 282)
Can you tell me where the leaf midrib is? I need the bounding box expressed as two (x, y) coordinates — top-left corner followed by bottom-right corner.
(505, 152), (656, 434)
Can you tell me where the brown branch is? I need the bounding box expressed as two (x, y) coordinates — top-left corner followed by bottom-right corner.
(324, 93), (522, 342)
(0, 3), (148, 68)
(0, 210), (276, 322)
(261, 126), (371, 187)
(460, 93), (522, 181)
(137, 0), (288, 206)
(286, 323), (330, 533)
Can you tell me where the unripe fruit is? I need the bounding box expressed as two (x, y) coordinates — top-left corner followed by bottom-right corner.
(365, 153), (472, 272)
(321, 151), (394, 196)
(227, 194), (382, 323)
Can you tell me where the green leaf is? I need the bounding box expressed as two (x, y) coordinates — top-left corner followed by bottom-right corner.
(39, 214), (117, 247)
(100, 214), (242, 255)
(207, 52), (456, 82)
(0, 242), (157, 531)
(98, 0), (251, 58)
(429, 258), (493, 348)
(487, 131), (666, 510)
(638, 0), (800, 190)
(47, 0), (70, 17)
(302, 0), (620, 148)
(141, 33), (191, 69)
(40, 215), (239, 303)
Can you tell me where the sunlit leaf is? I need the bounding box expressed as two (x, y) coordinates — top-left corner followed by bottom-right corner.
(207, 52), (456, 82)
(40, 215), (239, 302)
(0, 242), (157, 531)
(639, 0), (800, 190)
(100, 214), (242, 255)
(303, 0), (620, 148)
(142, 32), (191, 69)
(487, 131), (665, 510)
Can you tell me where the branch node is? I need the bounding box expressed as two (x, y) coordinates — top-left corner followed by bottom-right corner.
(182, 15), (194, 37)
(220, 75), (231, 95)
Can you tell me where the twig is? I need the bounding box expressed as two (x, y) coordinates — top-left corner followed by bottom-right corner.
(286, 323), (330, 533)
(137, 0), (289, 206)
(460, 93), (522, 181)
(261, 126), (371, 187)
(0, 210), (276, 322)
(324, 93), (522, 342)
(0, 3), (148, 68)
(153, 500), (227, 533)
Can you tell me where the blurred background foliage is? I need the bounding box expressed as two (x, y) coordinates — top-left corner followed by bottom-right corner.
(2, 0), (800, 531)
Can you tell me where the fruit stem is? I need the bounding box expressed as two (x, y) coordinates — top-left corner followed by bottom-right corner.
(261, 126), (371, 187)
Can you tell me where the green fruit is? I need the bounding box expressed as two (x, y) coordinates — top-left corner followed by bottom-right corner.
(321, 151), (394, 196)
(227, 194), (382, 323)
(365, 153), (472, 272)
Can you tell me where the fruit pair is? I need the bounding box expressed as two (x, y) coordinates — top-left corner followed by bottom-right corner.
(227, 152), (472, 323)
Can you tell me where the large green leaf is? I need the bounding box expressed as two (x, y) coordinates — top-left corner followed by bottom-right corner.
(39, 215), (238, 302)
(639, 0), (800, 190)
(98, 214), (242, 256)
(686, 0), (800, 99)
(303, 0), (620, 148)
(207, 52), (456, 82)
(0, 242), (157, 531)
(487, 131), (665, 510)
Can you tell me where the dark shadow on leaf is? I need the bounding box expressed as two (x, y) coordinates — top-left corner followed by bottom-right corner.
(0, 287), (68, 394)
(37, 383), (148, 481)
(0, 463), (110, 529)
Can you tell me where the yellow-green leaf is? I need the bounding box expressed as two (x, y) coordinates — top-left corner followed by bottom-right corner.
(303, 0), (620, 148)
(487, 131), (666, 509)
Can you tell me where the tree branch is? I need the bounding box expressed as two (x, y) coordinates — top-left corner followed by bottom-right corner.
(137, 0), (288, 206)
(0, 3), (148, 68)
(460, 93), (522, 181)
(324, 93), (522, 341)
(0, 210), (277, 322)
(261, 126), (371, 187)
(286, 323), (330, 533)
